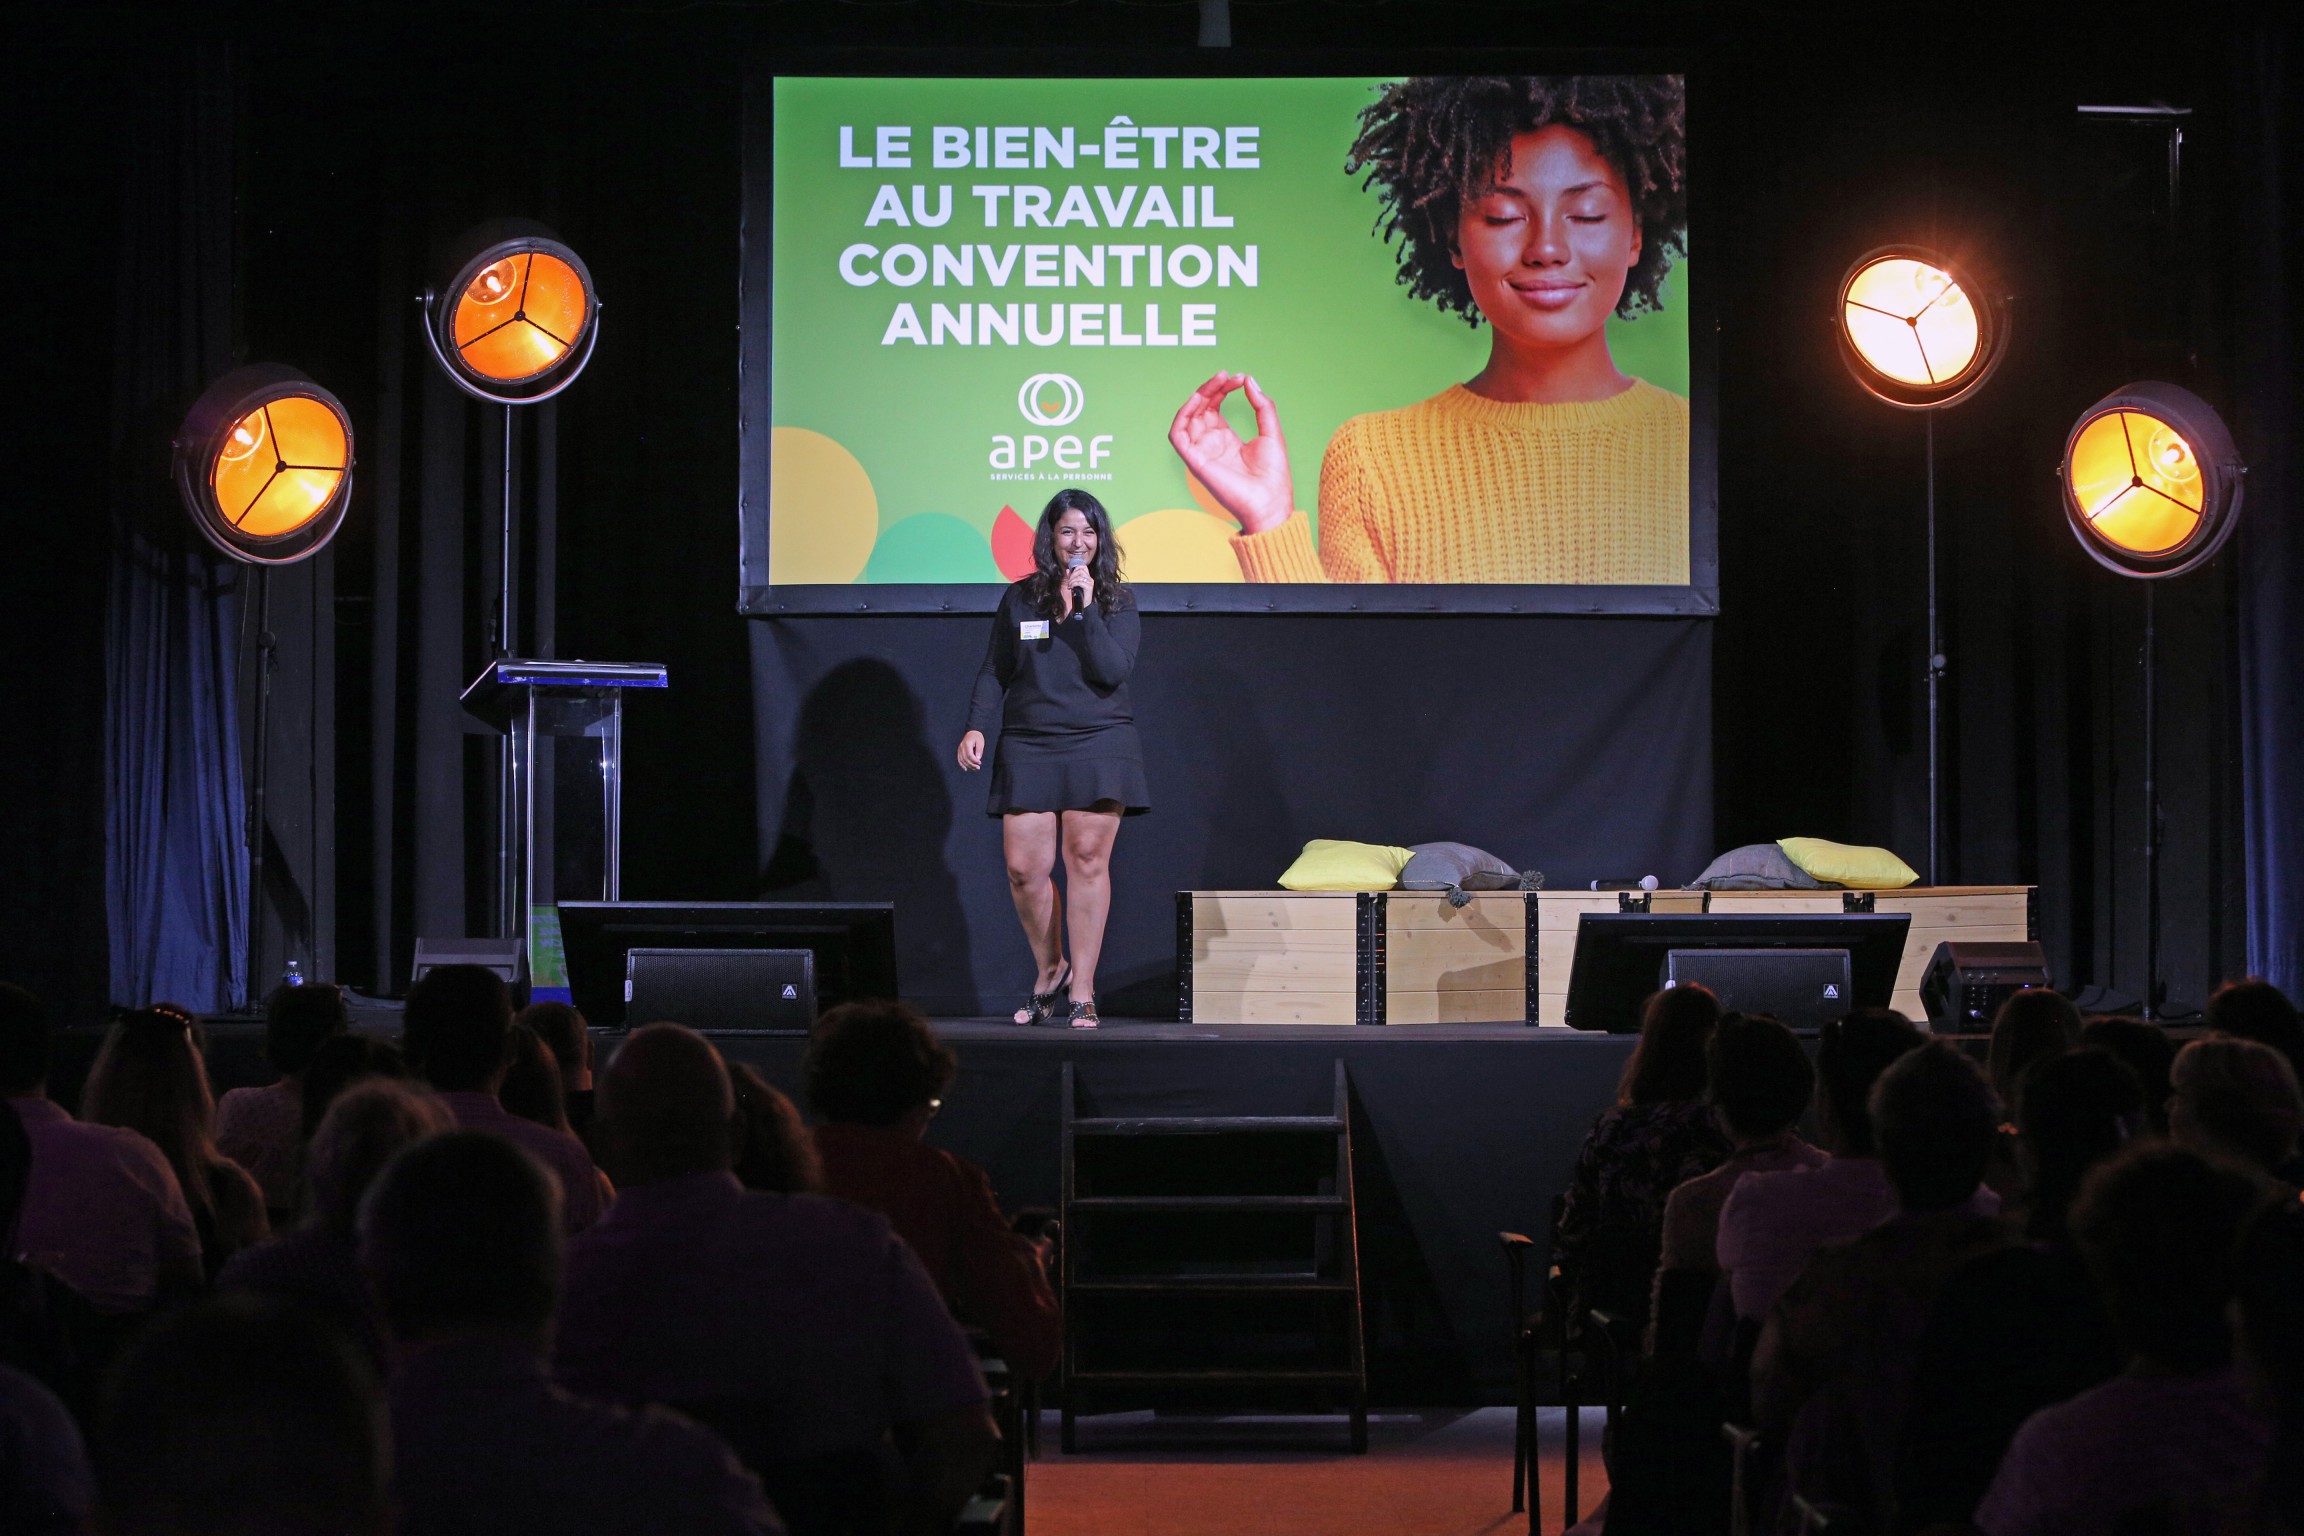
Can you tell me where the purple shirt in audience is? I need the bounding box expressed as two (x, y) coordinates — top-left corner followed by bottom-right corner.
(6, 1096), (200, 1314)
(436, 1092), (605, 1233)
(216, 1225), (382, 1367)
(556, 1172), (988, 1461)
(1717, 1155), (2000, 1319)
(1976, 1365), (2272, 1536)
(215, 1079), (303, 1212)
(389, 1335), (781, 1536)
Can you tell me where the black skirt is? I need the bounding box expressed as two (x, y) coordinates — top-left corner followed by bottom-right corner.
(987, 725), (1151, 816)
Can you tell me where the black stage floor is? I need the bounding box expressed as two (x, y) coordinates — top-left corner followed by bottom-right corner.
(72, 1015), (1635, 1404)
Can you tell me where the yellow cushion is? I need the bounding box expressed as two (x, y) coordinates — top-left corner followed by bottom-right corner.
(1278, 839), (1415, 892)
(1776, 837), (1921, 889)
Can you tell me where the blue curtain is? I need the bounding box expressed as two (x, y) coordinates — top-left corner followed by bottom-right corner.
(103, 44), (248, 1013)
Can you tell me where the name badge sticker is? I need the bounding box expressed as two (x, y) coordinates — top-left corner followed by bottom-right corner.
(1019, 620), (1051, 640)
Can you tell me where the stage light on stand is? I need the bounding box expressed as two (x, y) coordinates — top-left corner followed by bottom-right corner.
(172, 364), (356, 1007)
(421, 220), (599, 404)
(172, 364), (355, 565)
(1835, 244), (2012, 887)
(2061, 381), (2242, 578)
(2059, 382), (2243, 1022)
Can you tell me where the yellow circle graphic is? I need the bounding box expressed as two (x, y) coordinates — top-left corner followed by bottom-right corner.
(1114, 509), (1244, 583)
(771, 427), (880, 584)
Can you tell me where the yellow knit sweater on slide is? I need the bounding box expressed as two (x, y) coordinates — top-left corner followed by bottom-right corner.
(1229, 378), (1690, 585)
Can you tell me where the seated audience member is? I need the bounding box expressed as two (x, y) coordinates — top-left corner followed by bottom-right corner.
(559, 1024), (993, 1536)
(729, 1064), (822, 1194)
(1716, 1009), (1931, 1320)
(0, 985), (203, 1316)
(298, 1034), (411, 1141)
(1550, 984), (1729, 1323)
(218, 1079), (453, 1367)
(0, 1100), (104, 1423)
(361, 1131), (779, 1536)
(0, 1361), (86, 1536)
(217, 982), (349, 1220)
(1754, 1042), (2012, 1526)
(1894, 1048), (2141, 1532)
(500, 1021), (573, 1134)
(89, 1294), (388, 1536)
(83, 1006), (270, 1275)
(1985, 989), (2081, 1118)
(2235, 1202), (2304, 1533)
(519, 1000), (598, 1145)
(808, 1002), (1060, 1379)
(400, 965), (604, 1232)
(1976, 1143), (2272, 1536)
(2206, 975), (2304, 1082)
(2169, 1034), (2304, 1184)
(2079, 1014), (2177, 1132)
(1656, 1013), (1823, 1287)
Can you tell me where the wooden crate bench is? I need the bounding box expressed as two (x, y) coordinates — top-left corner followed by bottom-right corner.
(1178, 886), (2036, 1026)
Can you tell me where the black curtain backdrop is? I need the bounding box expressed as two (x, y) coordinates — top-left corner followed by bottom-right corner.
(10, 4), (2301, 1025)
(753, 615), (1712, 1014)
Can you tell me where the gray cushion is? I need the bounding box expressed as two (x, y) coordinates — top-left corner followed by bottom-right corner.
(1687, 843), (1836, 891)
(1399, 843), (1542, 907)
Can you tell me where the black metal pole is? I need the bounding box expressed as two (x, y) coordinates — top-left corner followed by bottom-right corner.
(1926, 411), (1943, 886)
(2143, 582), (2159, 1020)
(246, 566), (276, 1007)
(498, 403), (518, 938)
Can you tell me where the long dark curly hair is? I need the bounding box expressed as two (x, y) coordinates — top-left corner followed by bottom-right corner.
(1024, 488), (1129, 619)
(1348, 75), (1688, 327)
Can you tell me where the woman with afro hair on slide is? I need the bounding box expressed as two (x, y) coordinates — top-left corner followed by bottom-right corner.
(1169, 75), (1690, 585)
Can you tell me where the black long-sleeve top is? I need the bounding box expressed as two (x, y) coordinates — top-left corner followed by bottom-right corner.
(965, 581), (1140, 738)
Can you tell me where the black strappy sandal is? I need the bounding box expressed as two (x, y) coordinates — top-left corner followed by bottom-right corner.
(1066, 997), (1100, 1030)
(1011, 964), (1071, 1027)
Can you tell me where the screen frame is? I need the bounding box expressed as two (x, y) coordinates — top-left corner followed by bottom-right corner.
(739, 46), (1720, 617)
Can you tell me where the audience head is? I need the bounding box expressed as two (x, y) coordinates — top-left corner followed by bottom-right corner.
(729, 1062), (822, 1194)
(598, 1023), (736, 1183)
(1816, 1007), (1925, 1156)
(0, 981), (52, 1095)
(516, 1000), (593, 1088)
(401, 965), (513, 1094)
(2206, 977), (2304, 1078)
(2071, 1140), (2266, 1372)
(0, 1098), (28, 1243)
(497, 1022), (569, 1133)
(1985, 988), (2080, 1114)
(263, 982), (349, 1079)
(91, 1293), (388, 1536)
(306, 1079), (453, 1231)
(2170, 1036), (2304, 1174)
(84, 1006), (224, 1219)
(1871, 1041), (2001, 1213)
(359, 1130), (560, 1348)
(2079, 1015), (2178, 1133)
(1618, 984), (1720, 1107)
(805, 1001), (956, 1128)
(298, 1035), (410, 1141)
(2015, 1047), (2145, 1243)
(1705, 1013), (1813, 1142)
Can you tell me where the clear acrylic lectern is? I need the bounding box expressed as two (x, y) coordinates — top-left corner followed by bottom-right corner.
(460, 658), (667, 993)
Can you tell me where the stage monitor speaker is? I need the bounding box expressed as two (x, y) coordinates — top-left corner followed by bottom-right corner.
(412, 937), (523, 985)
(1920, 941), (2053, 1033)
(624, 947), (817, 1035)
(1665, 948), (1853, 1030)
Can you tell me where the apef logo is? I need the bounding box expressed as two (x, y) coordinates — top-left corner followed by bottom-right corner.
(1017, 373), (1084, 428)
(992, 373), (1113, 480)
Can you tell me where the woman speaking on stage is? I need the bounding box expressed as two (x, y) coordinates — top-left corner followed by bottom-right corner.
(957, 489), (1148, 1030)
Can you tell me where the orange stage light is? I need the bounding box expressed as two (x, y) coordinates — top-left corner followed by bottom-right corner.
(173, 366), (354, 564)
(1836, 246), (2007, 410)
(423, 222), (598, 404)
(2060, 381), (2243, 578)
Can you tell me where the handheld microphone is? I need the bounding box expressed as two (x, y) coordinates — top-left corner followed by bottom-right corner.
(1063, 552), (1087, 619)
